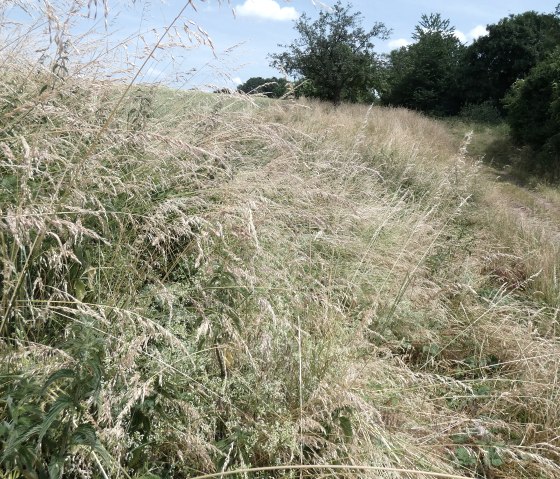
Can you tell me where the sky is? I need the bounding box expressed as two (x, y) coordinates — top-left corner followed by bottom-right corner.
(5, 0), (559, 89)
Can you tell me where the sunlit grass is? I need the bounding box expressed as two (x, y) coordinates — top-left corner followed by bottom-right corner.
(1, 3), (560, 479)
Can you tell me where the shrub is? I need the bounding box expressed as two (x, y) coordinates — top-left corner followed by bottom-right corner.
(459, 101), (502, 124)
(505, 48), (560, 177)
(237, 77), (289, 98)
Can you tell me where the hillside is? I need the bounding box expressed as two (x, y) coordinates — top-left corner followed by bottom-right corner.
(1, 75), (560, 479)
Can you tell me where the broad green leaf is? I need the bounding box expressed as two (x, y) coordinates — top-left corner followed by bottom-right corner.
(48, 456), (64, 479)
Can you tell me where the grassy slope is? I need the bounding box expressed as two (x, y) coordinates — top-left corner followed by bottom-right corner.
(1, 76), (559, 479)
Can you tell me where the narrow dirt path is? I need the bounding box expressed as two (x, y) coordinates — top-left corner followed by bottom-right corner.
(478, 164), (560, 243)
(453, 124), (559, 306)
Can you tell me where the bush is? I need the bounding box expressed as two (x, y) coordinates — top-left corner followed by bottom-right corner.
(237, 76), (289, 98)
(505, 48), (560, 178)
(459, 101), (502, 124)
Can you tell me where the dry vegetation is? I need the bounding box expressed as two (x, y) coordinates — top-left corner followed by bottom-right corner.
(1, 2), (560, 479)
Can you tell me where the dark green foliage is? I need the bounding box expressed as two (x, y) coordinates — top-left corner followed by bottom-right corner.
(237, 76), (289, 98)
(505, 48), (560, 177)
(381, 14), (465, 115)
(269, 1), (390, 104)
(462, 11), (560, 110)
(1, 320), (109, 478)
(459, 101), (502, 124)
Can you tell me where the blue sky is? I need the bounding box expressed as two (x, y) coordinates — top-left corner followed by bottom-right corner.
(5, 0), (558, 88)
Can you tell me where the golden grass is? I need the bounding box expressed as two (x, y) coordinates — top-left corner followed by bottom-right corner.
(1, 6), (560, 477)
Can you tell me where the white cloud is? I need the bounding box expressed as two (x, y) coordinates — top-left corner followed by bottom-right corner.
(454, 30), (467, 43)
(232, 76), (243, 86)
(469, 25), (488, 40)
(235, 0), (299, 21)
(388, 38), (411, 49)
(455, 26), (488, 44)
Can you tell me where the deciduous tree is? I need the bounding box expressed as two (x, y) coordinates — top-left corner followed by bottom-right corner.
(237, 77), (289, 98)
(381, 13), (465, 115)
(505, 48), (560, 177)
(462, 11), (560, 110)
(270, 1), (390, 104)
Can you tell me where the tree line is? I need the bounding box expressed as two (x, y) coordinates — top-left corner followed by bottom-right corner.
(238, 2), (560, 177)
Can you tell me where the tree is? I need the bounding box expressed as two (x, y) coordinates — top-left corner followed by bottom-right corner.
(412, 12), (454, 40)
(504, 48), (560, 177)
(381, 14), (465, 115)
(269, 1), (390, 104)
(462, 11), (560, 110)
(237, 77), (289, 98)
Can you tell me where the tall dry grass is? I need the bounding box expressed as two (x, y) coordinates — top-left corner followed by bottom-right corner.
(1, 2), (560, 479)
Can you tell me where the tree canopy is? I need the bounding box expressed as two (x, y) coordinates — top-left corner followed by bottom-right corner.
(505, 48), (560, 177)
(461, 11), (560, 109)
(237, 77), (289, 98)
(269, 1), (390, 104)
(381, 14), (465, 115)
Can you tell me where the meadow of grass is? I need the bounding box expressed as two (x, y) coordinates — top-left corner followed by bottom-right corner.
(1, 3), (560, 479)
